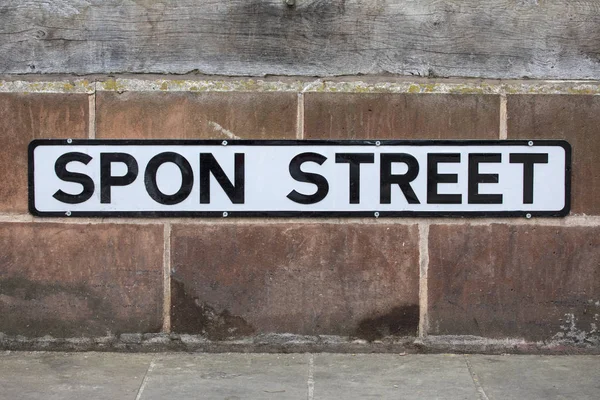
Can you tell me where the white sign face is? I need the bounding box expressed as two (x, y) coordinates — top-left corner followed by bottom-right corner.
(29, 140), (570, 217)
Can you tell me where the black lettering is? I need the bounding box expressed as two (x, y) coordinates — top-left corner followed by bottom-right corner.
(52, 152), (94, 204)
(468, 153), (503, 204)
(145, 152), (194, 205)
(510, 153), (549, 204)
(200, 153), (245, 204)
(335, 153), (374, 204)
(287, 152), (329, 204)
(380, 153), (420, 204)
(100, 153), (138, 204)
(427, 153), (462, 204)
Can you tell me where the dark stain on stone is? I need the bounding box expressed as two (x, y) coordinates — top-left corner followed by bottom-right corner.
(0, 276), (128, 337)
(170, 278), (255, 340)
(354, 305), (419, 341)
(1, 276), (88, 300)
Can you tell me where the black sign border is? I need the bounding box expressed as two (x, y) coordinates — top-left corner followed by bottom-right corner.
(28, 139), (571, 218)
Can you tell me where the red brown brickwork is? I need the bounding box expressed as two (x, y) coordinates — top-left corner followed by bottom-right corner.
(96, 92), (297, 140)
(304, 93), (500, 140)
(0, 93), (88, 212)
(1, 81), (599, 349)
(0, 223), (164, 337)
(507, 95), (600, 215)
(170, 223), (420, 340)
(428, 224), (600, 341)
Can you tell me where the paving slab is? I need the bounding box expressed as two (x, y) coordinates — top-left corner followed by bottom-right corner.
(1, 352), (599, 400)
(0, 351), (153, 400)
(312, 354), (478, 400)
(137, 353), (309, 400)
(467, 355), (600, 400)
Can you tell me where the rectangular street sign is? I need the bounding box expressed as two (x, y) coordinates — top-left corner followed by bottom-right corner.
(29, 140), (570, 217)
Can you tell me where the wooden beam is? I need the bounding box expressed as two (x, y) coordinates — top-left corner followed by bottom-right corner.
(1, 0), (599, 78)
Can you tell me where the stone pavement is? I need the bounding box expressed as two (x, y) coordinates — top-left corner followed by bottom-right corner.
(0, 352), (598, 400)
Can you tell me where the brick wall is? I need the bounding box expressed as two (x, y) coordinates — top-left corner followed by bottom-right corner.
(1, 77), (599, 352)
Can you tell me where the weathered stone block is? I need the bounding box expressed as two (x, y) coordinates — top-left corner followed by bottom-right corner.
(304, 93), (500, 139)
(507, 94), (600, 215)
(96, 91), (297, 139)
(0, 223), (164, 337)
(428, 224), (600, 342)
(170, 223), (420, 340)
(0, 93), (88, 212)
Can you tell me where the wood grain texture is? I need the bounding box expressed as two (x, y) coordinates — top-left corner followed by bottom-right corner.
(1, 0), (599, 78)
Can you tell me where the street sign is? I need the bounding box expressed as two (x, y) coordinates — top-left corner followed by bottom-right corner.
(29, 140), (570, 217)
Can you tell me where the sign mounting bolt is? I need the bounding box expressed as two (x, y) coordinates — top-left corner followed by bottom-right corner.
(222, 211), (228, 217)
(222, 140), (228, 146)
(67, 138), (73, 144)
(375, 141), (381, 146)
(374, 212), (380, 218)
(526, 213), (532, 219)
(528, 141), (534, 146)
(65, 211), (71, 216)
